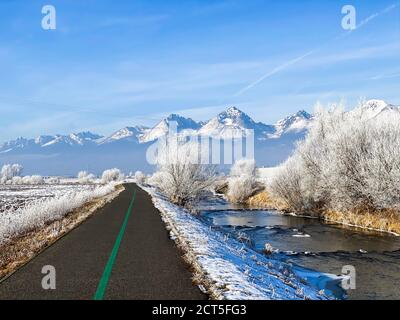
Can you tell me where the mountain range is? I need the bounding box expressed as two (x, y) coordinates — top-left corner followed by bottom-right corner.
(0, 99), (397, 175)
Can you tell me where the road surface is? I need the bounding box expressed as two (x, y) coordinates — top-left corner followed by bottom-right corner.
(0, 183), (206, 300)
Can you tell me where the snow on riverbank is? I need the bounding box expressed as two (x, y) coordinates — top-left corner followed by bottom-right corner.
(142, 186), (336, 300)
(0, 183), (118, 245)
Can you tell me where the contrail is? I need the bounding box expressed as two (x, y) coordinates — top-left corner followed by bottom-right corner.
(233, 3), (399, 97)
(233, 50), (314, 97)
(355, 3), (398, 30)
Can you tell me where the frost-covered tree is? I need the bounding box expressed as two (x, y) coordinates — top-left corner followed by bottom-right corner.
(230, 159), (256, 177)
(227, 159), (258, 204)
(101, 168), (124, 183)
(77, 171), (96, 183)
(21, 175), (44, 185)
(150, 141), (215, 206)
(0, 164), (23, 184)
(46, 177), (60, 184)
(227, 175), (256, 203)
(270, 102), (400, 213)
(134, 171), (146, 185)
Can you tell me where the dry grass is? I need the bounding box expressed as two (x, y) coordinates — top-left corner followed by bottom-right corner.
(246, 190), (289, 211)
(244, 189), (400, 236)
(0, 184), (124, 280)
(322, 208), (400, 236)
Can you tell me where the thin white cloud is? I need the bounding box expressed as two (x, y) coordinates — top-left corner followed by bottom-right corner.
(234, 3), (399, 97)
(370, 71), (400, 80)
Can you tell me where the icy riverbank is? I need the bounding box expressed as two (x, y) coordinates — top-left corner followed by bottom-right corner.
(142, 186), (338, 300)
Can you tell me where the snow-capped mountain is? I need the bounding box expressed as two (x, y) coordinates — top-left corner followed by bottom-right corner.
(0, 132), (103, 154)
(270, 110), (313, 138)
(100, 126), (147, 144)
(352, 99), (400, 119)
(0, 107), (312, 154)
(198, 107), (275, 138)
(1, 100), (396, 175)
(42, 132), (103, 147)
(140, 114), (200, 143)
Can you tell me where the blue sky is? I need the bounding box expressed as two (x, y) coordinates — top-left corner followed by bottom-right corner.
(0, 0), (399, 142)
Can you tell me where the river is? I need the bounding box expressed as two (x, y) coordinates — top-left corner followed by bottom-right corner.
(197, 198), (400, 300)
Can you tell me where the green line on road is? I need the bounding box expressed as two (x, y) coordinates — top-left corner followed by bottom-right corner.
(93, 189), (136, 300)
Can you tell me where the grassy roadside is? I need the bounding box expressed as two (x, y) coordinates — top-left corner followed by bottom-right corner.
(0, 184), (124, 281)
(246, 189), (400, 236)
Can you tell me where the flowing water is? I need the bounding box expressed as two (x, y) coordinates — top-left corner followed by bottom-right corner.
(198, 199), (400, 300)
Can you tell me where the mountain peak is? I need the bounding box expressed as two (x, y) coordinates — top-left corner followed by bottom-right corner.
(354, 99), (399, 119)
(72, 131), (103, 139)
(276, 110), (312, 127)
(34, 135), (54, 145)
(198, 106), (274, 138)
(99, 126), (147, 145)
(226, 106), (243, 116)
(166, 113), (185, 121)
(164, 113), (199, 127)
(217, 106), (255, 126)
(219, 106), (246, 118)
(139, 114), (200, 143)
(272, 110), (313, 137)
(363, 99), (388, 109)
(294, 110), (312, 119)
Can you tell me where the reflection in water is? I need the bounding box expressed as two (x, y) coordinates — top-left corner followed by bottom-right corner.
(201, 209), (400, 300)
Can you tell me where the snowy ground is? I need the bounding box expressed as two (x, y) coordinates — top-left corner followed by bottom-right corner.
(0, 183), (98, 213)
(0, 182), (117, 246)
(142, 185), (338, 300)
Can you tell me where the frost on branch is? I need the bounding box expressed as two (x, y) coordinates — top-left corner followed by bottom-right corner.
(77, 171), (96, 183)
(270, 103), (400, 213)
(0, 164), (23, 184)
(134, 171), (146, 185)
(227, 159), (258, 204)
(101, 168), (124, 183)
(149, 141), (215, 206)
(230, 159), (256, 177)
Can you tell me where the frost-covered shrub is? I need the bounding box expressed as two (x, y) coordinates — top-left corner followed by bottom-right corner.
(148, 171), (165, 187)
(134, 171), (146, 185)
(46, 177), (60, 184)
(11, 176), (23, 185)
(0, 164), (45, 185)
(269, 157), (311, 211)
(230, 159), (256, 177)
(22, 175), (44, 185)
(0, 183), (116, 245)
(226, 159), (258, 203)
(0, 164), (23, 184)
(270, 103), (400, 213)
(101, 168), (124, 183)
(77, 171), (96, 183)
(150, 141), (215, 206)
(227, 175), (256, 203)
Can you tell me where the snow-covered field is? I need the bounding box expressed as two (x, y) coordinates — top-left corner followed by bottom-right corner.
(0, 182), (117, 246)
(142, 185), (338, 300)
(0, 183), (98, 213)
